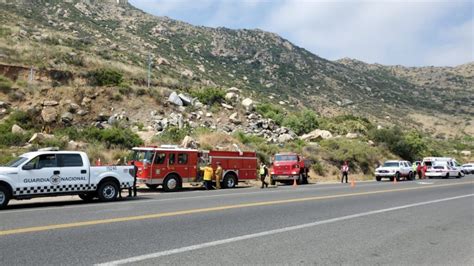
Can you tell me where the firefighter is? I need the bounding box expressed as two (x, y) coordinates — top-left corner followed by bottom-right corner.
(215, 162), (223, 189)
(259, 163), (269, 188)
(416, 162), (422, 179)
(202, 162), (214, 190)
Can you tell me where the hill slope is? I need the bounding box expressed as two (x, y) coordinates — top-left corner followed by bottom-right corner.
(0, 0), (472, 135)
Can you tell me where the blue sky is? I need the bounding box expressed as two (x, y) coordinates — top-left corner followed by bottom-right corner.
(129, 0), (473, 67)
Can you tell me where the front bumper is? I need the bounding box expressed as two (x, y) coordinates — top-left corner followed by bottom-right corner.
(374, 172), (395, 177)
(271, 175), (299, 181)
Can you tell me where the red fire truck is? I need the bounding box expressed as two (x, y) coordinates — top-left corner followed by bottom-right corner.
(130, 146), (258, 192)
(270, 152), (310, 185)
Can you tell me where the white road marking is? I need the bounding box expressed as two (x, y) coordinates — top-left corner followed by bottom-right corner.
(417, 181), (434, 185)
(97, 194), (473, 265)
(2, 181), (384, 215)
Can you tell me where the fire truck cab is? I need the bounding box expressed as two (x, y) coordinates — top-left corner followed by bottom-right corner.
(131, 146), (257, 192)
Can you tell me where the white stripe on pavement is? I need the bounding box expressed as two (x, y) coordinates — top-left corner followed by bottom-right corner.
(97, 193), (473, 265)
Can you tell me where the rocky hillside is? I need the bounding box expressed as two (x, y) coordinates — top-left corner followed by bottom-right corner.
(0, 0), (472, 123)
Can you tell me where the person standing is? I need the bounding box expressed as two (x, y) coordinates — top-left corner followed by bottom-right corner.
(416, 162), (422, 179)
(341, 161), (349, 183)
(215, 162), (223, 189)
(259, 163), (269, 188)
(202, 162), (214, 190)
(422, 163), (427, 179)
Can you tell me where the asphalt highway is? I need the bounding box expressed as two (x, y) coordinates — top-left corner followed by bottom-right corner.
(0, 176), (473, 265)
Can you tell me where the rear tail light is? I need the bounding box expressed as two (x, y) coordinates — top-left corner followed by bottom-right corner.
(293, 164), (300, 169)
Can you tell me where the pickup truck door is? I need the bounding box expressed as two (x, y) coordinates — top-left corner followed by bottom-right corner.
(56, 154), (89, 189)
(19, 154), (61, 195)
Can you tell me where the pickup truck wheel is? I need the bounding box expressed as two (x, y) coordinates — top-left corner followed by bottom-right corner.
(395, 173), (401, 181)
(408, 172), (414, 181)
(163, 174), (181, 192)
(0, 185), (11, 209)
(456, 172), (463, 178)
(443, 173), (449, 179)
(97, 181), (119, 202)
(146, 184), (159, 190)
(223, 173), (237, 188)
(375, 176), (381, 182)
(79, 193), (95, 202)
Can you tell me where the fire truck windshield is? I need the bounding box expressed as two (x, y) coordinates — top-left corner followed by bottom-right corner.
(132, 150), (154, 163)
(274, 155), (298, 161)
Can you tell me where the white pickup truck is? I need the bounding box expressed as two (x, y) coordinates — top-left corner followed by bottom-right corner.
(374, 160), (414, 181)
(0, 151), (135, 209)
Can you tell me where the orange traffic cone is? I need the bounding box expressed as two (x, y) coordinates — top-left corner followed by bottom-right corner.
(393, 177), (397, 184)
(350, 178), (355, 188)
(293, 178), (297, 187)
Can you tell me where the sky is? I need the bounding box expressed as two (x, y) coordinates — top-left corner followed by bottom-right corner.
(129, 0), (473, 67)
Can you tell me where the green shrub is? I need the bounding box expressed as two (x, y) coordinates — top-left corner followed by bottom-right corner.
(0, 75), (13, 93)
(0, 111), (35, 147)
(154, 126), (191, 144)
(73, 126), (143, 149)
(369, 127), (427, 161)
(255, 103), (285, 125)
(191, 87), (225, 105)
(312, 162), (325, 176)
(282, 109), (319, 135)
(234, 131), (266, 145)
(88, 68), (123, 86)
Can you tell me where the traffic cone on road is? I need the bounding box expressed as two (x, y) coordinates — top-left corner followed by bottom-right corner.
(393, 177), (397, 184)
(350, 178), (355, 188)
(293, 178), (297, 187)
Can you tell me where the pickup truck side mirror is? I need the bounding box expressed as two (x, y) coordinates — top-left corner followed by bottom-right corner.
(22, 164), (35, 170)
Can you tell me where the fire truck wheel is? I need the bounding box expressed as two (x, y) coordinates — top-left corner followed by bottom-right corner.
(163, 174), (181, 192)
(223, 173), (237, 188)
(146, 184), (159, 190)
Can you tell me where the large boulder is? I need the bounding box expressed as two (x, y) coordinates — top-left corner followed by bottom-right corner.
(345, 133), (359, 139)
(229, 112), (241, 124)
(225, 92), (239, 101)
(168, 92), (183, 106)
(181, 135), (199, 149)
(300, 129), (333, 141)
(222, 103), (234, 110)
(41, 107), (58, 123)
(178, 93), (193, 106)
(226, 87), (241, 93)
(278, 133), (294, 143)
(28, 133), (54, 144)
(241, 98), (254, 110)
(61, 112), (74, 124)
(11, 124), (25, 134)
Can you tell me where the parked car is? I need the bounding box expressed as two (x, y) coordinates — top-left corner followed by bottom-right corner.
(460, 163), (474, 174)
(375, 160), (414, 181)
(425, 163), (463, 179)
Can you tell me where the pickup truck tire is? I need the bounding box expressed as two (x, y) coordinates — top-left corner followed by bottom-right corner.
(395, 172), (401, 182)
(375, 176), (381, 182)
(97, 181), (119, 202)
(407, 172), (414, 181)
(0, 185), (11, 209)
(163, 174), (181, 192)
(146, 184), (159, 190)
(79, 193), (96, 202)
(223, 173), (237, 189)
(444, 173), (449, 179)
(456, 172), (463, 178)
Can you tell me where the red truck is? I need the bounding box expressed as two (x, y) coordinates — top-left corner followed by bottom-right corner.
(270, 153), (310, 185)
(130, 146), (258, 192)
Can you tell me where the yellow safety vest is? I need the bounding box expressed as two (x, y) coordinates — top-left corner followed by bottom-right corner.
(203, 166), (213, 181)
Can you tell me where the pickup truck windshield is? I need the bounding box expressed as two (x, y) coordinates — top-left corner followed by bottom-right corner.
(3, 157), (28, 167)
(132, 150), (154, 163)
(275, 155), (298, 161)
(383, 162), (399, 167)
